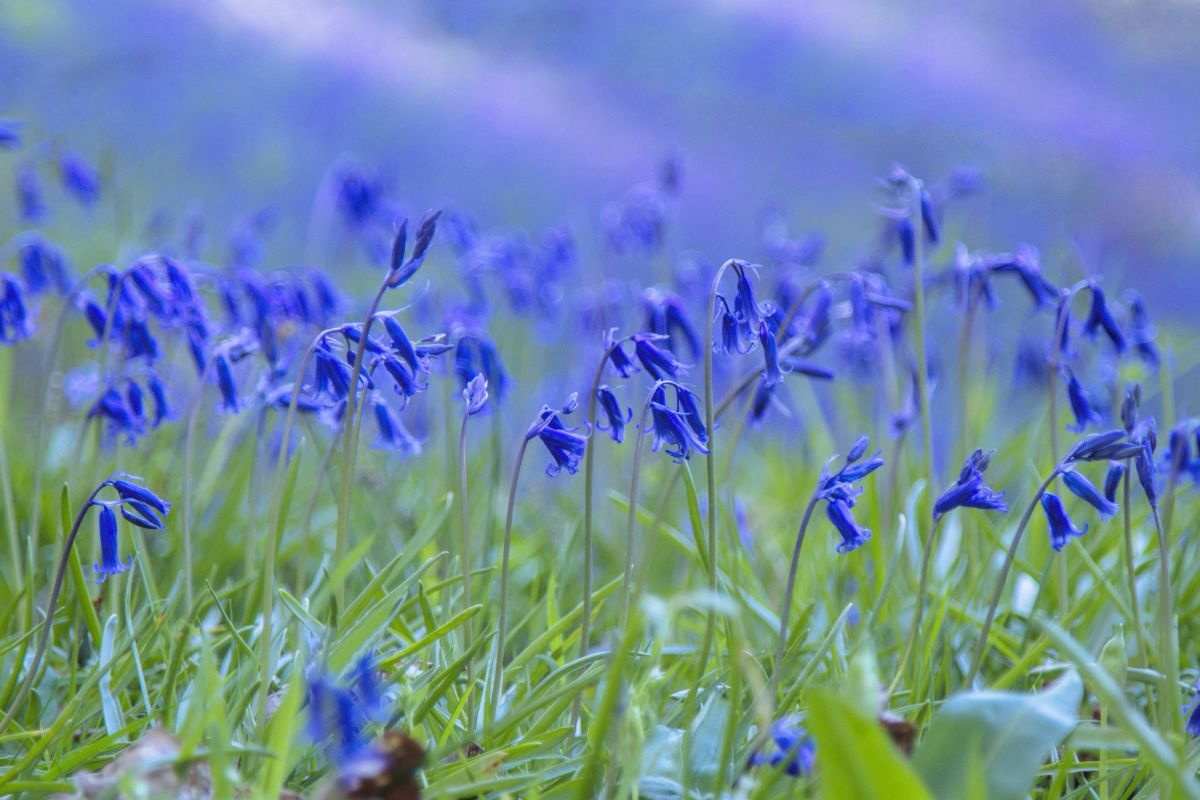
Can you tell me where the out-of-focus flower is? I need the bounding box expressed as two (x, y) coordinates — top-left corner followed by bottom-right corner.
(748, 716), (814, 777)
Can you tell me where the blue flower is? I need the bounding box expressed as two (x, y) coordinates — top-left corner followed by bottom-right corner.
(0, 119), (20, 148)
(646, 384), (710, 462)
(307, 655), (386, 785)
(455, 333), (509, 402)
(59, 150), (101, 206)
(713, 294), (754, 356)
(732, 261), (772, 329)
(1083, 282), (1126, 353)
(748, 716), (815, 777)
(1064, 368), (1101, 433)
(643, 289), (700, 358)
(992, 248), (1059, 308)
(463, 373), (488, 416)
(147, 373), (171, 427)
(1061, 468), (1118, 520)
(373, 398), (421, 454)
(758, 321), (784, 386)
(1103, 462), (1125, 504)
(387, 209), (441, 289)
(92, 505), (132, 583)
(595, 385), (630, 443)
(19, 238), (70, 294)
(1136, 438), (1158, 508)
(1064, 429), (1145, 463)
(826, 499), (871, 553)
(214, 354), (241, 414)
(525, 394), (588, 476)
(1127, 292), (1159, 367)
(896, 216), (915, 265)
(16, 163), (46, 223)
(88, 387), (142, 443)
(1187, 693), (1200, 737)
(333, 162), (382, 228)
(1042, 492), (1088, 552)
(633, 333), (684, 380)
(0, 275), (33, 344)
(604, 329), (639, 378)
(933, 449), (1008, 520)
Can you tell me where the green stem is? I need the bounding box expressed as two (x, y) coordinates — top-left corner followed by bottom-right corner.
(890, 515), (945, 693)
(909, 179), (937, 556)
(966, 467), (1060, 685)
(1121, 466), (1149, 665)
(458, 410), (476, 728)
(487, 435), (530, 735)
(772, 494), (819, 699)
(618, 384), (662, 631)
(0, 480), (107, 734)
(1151, 505), (1181, 743)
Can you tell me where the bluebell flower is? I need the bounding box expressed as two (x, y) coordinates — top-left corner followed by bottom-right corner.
(1166, 423), (1192, 478)
(1064, 368), (1100, 433)
(333, 162), (382, 228)
(603, 183), (667, 255)
(992, 247), (1059, 308)
(123, 317), (159, 361)
(1126, 292), (1159, 367)
(373, 398), (421, 454)
(779, 357), (833, 380)
(379, 316), (428, 376)
(16, 163), (46, 223)
(18, 238), (70, 294)
(88, 387), (141, 442)
(732, 261), (772, 329)
(525, 394), (589, 476)
(646, 384), (710, 462)
(125, 378), (145, 424)
(463, 373), (488, 416)
(826, 499), (871, 553)
(377, 354), (422, 405)
(0, 275), (33, 344)
(595, 385), (630, 443)
(643, 289), (701, 358)
(633, 333), (684, 380)
(1064, 429), (1145, 463)
(1136, 438), (1158, 508)
(1083, 282), (1126, 353)
(214, 354), (240, 413)
(387, 209), (441, 289)
(1187, 693), (1200, 737)
(1103, 463), (1125, 504)
(1062, 468), (1118, 520)
(749, 378), (782, 425)
(455, 333), (509, 402)
(748, 716), (815, 777)
(0, 119), (20, 148)
(1121, 385), (1140, 434)
(59, 150), (101, 206)
(896, 216), (915, 265)
(920, 187), (940, 243)
(758, 321), (784, 386)
(1042, 492), (1088, 551)
(933, 449), (1008, 520)
(713, 295), (754, 355)
(600, 329), (637, 379)
(92, 505), (132, 583)
(306, 656), (386, 785)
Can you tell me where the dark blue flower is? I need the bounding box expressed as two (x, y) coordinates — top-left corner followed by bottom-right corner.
(373, 398), (421, 454)
(387, 209), (441, 289)
(1103, 463), (1125, 504)
(896, 217), (915, 265)
(646, 385), (710, 462)
(88, 387), (141, 442)
(1083, 282), (1126, 354)
(595, 385), (630, 443)
(1062, 468), (1118, 520)
(146, 373), (171, 427)
(463, 373), (488, 416)
(1064, 429), (1145, 463)
(748, 716), (814, 777)
(758, 321), (784, 386)
(713, 294), (754, 356)
(526, 395), (588, 476)
(1121, 385), (1140, 434)
(1064, 368), (1100, 433)
(633, 333), (684, 380)
(920, 187), (940, 243)
(732, 261), (772, 329)
(92, 505), (132, 583)
(604, 329), (639, 378)
(992, 247), (1059, 308)
(306, 656), (386, 785)
(16, 163), (45, 223)
(334, 162), (382, 228)
(214, 354), (240, 413)
(827, 498), (871, 553)
(18, 238), (70, 294)
(59, 150), (101, 206)
(455, 333), (508, 402)
(0, 119), (20, 149)
(1042, 492), (1088, 552)
(1136, 438), (1158, 508)
(1127, 292), (1159, 367)
(1187, 694), (1200, 737)
(643, 289), (700, 358)
(0, 275), (33, 344)
(380, 316), (428, 375)
(1166, 423), (1192, 478)
(933, 449), (1008, 520)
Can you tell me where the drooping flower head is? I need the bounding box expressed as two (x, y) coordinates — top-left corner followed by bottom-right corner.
(306, 653), (387, 786)
(1063, 368), (1101, 433)
(0, 274), (33, 344)
(90, 476), (172, 582)
(646, 383), (710, 462)
(59, 149), (101, 206)
(1062, 468), (1119, 520)
(1042, 492), (1088, 551)
(815, 435), (884, 553)
(595, 385), (631, 444)
(1082, 281), (1126, 354)
(525, 394), (589, 476)
(933, 449), (1008, 520)
(632, 333), (685, 380)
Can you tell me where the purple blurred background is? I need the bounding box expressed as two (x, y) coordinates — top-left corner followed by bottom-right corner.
(1, 0), (1197, 312)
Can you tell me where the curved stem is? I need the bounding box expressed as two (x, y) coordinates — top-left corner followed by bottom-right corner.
(966, 467), (1061, 685)
(618, 384), (664, 631)
(890, 515), (944, 693)
(334, 283), (391, 612)
(0, 480), (107, 734)
(458, 410), (476, 728)
(487, 435), (530, 734)
(772, 494), (819, 699)
(909, 179), (936, 545)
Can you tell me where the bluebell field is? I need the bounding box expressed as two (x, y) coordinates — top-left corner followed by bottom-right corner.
(1, 90), (1200, 799)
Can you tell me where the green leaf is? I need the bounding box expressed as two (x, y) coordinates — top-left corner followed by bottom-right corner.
(807, 690), (931, 800)
(912, 669), (1083, 800)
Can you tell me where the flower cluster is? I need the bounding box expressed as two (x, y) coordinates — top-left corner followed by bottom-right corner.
(815, 435), (884, 553)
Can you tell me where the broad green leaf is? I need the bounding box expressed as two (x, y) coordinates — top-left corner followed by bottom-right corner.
(912, 669), (1083, 800)
(807, 690), (931, 800)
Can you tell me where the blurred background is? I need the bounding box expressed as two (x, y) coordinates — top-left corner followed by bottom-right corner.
(1, 0), (1197, 313)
